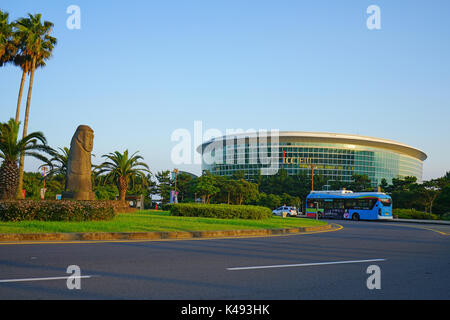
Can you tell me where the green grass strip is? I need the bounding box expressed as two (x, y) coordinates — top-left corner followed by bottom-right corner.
(0, 210), (326, 234)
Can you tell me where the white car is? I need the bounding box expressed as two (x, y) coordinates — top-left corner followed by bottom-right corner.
(272, 206), (298, 217)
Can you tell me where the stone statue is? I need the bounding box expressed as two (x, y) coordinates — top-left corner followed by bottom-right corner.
(62, 125), (96, 200)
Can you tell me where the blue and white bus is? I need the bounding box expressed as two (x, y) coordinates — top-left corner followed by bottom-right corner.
(306, 190), (393, 221)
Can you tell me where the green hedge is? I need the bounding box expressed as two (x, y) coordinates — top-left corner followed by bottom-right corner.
(393, 208), (438, 220)
(0, 200), (119, 222)
(170, 203), (272, 220)
(161, 203), (174, 211)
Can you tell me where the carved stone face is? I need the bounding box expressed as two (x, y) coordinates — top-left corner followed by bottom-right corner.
(75, 126), (94, 153)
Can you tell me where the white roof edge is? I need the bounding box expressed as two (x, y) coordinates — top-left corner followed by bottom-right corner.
(197, 131), (427, 161)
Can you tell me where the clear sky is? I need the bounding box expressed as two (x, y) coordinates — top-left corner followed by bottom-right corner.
(1, 0), (449, 180)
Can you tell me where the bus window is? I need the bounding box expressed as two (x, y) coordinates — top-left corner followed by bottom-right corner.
(334, 201), (345, 209)
(345, 199), (357, 209)
(380, 198), (392, 206)
(358, 199), (372, 210)
(323, 199), (333, 209)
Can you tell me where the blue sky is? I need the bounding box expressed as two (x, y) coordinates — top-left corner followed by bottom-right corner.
(1, 0), (449, 179)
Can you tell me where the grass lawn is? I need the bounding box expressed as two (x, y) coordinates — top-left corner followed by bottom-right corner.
(0, 210), (327, 234)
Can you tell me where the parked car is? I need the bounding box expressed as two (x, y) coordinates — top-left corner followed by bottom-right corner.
(272, 206), (298, 217)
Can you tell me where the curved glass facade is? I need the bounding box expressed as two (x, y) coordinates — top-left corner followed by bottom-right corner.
(201, 138), (424, 187)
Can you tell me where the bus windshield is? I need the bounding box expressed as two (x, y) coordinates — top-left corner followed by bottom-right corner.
(380, 198), (392, 206)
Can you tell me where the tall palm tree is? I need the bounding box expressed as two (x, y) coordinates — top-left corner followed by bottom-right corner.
(12, 39), (49, 124)
(14, 13), (57, 198)
(0, 10), (15, 65)
(0, 10), (33, 123)
(1, 10), (21, 123)
(0, 119), (54, 199)
(95, 150), (151, 202)
(1, 10), (26, 124)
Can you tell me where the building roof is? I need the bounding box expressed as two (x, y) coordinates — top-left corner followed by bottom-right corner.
(198, 131), (427, 161)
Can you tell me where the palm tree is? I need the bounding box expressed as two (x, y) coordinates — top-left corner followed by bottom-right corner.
(0, 10), (41, 123)
(14, 13), (57, 198)
(1, 10), (23, 124)
(40, 147), (70, 177)
(12, 38), (49, 124)
(0, 119), (54, 199)
(0, 10), (15, 66)
(95, 150), (151, 202)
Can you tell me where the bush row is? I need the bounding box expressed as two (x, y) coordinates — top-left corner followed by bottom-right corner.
(170, 203), (272, 220)
(393, 208), (438, 220)
(0, 200), (122, 222)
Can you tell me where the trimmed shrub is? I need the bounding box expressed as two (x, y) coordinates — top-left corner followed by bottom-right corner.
(161, 203), (174, 211)
(393, 208), (438, 220)
(170, 203), (272, 220)
(0, 200), (120, 222)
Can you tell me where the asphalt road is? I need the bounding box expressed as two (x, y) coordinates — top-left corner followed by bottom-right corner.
(0, 220), (449, 300)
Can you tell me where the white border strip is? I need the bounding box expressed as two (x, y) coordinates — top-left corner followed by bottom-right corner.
(0, 275), (94, 283)
(227, 259), (386, 271)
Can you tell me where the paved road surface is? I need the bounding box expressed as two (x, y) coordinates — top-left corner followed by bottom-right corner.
(0, 220), (449, 299)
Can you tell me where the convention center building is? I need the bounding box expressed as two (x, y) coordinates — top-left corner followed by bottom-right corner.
(197, 131), (427, 187)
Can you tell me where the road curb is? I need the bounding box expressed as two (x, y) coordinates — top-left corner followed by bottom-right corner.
(0, 223), (336, 242)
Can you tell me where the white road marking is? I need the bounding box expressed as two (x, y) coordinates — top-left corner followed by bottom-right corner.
(227, 258), (387, 271)
(0, 275), (95, 283)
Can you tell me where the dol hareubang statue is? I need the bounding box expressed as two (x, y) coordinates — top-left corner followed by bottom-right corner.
(62, 125), (96, 200)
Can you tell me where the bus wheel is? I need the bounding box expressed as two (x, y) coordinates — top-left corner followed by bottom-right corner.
(352, 213), (360, 221)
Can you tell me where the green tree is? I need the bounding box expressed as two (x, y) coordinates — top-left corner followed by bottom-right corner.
(126, 173), (154, 208)
(386, 176), (418, 193)
(95, 150), (150, 203)
(0, 119), (53, 199)
(214, 176), (234, 204)
(350, 173), (372, 192)
(386, 176), (423, 210)
(420, 179), (442, 215)
(230, 179), (259, 205)
(176, 172), (193, 202)
(14, 13), (57, 198)
(435, 172), (450, 216)
(195, 173), (219, 204)
(379, 178), (388, 192)
(93, 184), (118, 200)
(435, 186), (450, 216)
(259, 169), (291, 195)
(279, 193), (302, 209)
(22, 171), (41, 199)
(327, 179), (349, 191)
(231, 170), (245, 180)
(256, 193), (283, 209)
(92, 171), (118, 200)
(153, 170), (173, 205)
(20, 171), (65, 200)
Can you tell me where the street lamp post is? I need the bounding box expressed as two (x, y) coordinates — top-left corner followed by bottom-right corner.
(39, 166), (48, 200)
(309, 164), (316, 191)
(315, 201), (319, 220)
(173, 168), (179, 203)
